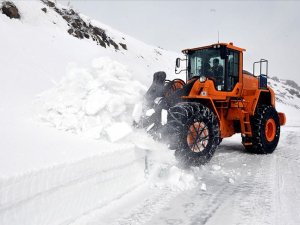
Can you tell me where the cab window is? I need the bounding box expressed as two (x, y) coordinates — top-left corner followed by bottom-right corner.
(188, 48), (225, 90)
(227, 51), (239, 91)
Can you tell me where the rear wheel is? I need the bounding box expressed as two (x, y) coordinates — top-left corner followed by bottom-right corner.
(166, 102), (220, 166)
(243, 105), (280, 154)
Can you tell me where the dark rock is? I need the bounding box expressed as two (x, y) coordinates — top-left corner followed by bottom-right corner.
(62, 15), (71, 23)
(94, 36), (106, 48)
(99, 40), (106, 48)
(154, 49), (162, 55)
(285, 79), (300, 91)
(71, 22), (79, 29)
(74, 30), (84, 39)
(93, 27), (105, 36)
(287, 88), (300, 98)
(74, 18), (81, 24)
(42, 0), (55, 8)
(40, 0), (125, 50)
(41, 7), (47, 13)
(109, 39), (119, 50)
(1, 1), (20, 19)
(67, 28), (73, 34)
(119, 43), (127, 50)
(54, 7), (60, 13)
(69, 9), (75, 15)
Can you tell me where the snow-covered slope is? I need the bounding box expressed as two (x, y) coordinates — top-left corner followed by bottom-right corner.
(0, 1), (182, 225)
(1, 1), (300, 225)
(268, 77), (300, 125)
(0, 0), (181, 175)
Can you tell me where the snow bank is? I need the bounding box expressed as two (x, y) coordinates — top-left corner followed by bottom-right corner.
(0, 144), (146, 225)
(35, 57), (147, 141)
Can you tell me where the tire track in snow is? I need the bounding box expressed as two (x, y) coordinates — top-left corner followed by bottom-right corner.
(114, 187), (179, 225)
(144, 135), (294, 225)
(66, 128), (300, 225)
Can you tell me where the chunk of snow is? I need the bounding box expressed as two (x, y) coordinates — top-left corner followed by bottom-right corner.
(161, 109), (168, 125)
(82, 125), (104, 139)
(107, 95), (126, 117)
(212, 164), (221, 171)
(145, 108), (155, 116)
(132, 102), (143, 123)
(154, 97), (163, 104)
(105, 122), (132, 142)
(146, 123), (155, 132)
(85, 90), (111, 115)
(150, 165), (197, 191)
(228, 178), (235, 184)
(201, 183), (207, 191)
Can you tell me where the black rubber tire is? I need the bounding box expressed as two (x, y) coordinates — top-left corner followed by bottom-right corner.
(219, 138), (223, 145)
(165, 102), (220, 166)
(243, 105), (280, 154)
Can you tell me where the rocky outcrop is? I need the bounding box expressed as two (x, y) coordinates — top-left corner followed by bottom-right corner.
(119, 43), (127, 50)
(285, 79), (300, 92)
(1, 1), (20, 19)
(41, 0), (126, 51)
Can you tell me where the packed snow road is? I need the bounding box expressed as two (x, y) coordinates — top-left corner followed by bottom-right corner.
(145, 126), (300, 225)
(71, 126), (300, 225)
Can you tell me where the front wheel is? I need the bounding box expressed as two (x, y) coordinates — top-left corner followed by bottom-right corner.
(243, 105), (280, 154)
(166, 102), (220, 166)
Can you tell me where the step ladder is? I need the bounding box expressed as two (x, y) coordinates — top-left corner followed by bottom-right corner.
(240, 110), (252, 145)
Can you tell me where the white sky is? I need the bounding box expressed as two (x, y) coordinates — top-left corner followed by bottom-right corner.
(62, 0), (300, 84)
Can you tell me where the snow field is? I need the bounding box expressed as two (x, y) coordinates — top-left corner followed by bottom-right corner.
(1, 0), (300, 224)
(0, 1), (186, 222)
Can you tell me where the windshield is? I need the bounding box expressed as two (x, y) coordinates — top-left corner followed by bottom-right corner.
(188, 48), (225, 90)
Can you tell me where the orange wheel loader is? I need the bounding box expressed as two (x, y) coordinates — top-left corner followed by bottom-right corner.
(138, 42), (286, 166)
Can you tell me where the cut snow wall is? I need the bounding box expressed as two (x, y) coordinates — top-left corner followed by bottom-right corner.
(0, 146), (146, 225)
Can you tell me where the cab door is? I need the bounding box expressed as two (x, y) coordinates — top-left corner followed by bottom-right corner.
(227, 50), (240, 92)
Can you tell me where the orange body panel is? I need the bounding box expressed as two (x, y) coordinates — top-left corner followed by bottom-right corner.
(179, 42), (286, 139)
(182, 42), (246, 54)
(181, 66), (284, 138)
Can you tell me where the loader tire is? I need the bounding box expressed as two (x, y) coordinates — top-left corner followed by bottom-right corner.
(166, 102), (220, 166)
(243, 105), (280, 154)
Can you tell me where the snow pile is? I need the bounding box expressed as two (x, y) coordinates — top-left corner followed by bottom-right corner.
(149, 165), (197, 191)
(35, 57), (146, 141)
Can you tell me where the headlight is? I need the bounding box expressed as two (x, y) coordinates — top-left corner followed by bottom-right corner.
(199, 76), (207, 83)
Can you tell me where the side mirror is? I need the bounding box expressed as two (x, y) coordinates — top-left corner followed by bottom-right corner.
(176, 58), (181, 68)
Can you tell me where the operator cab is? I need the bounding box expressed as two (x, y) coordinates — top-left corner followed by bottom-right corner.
(176, 43), (243, 92)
